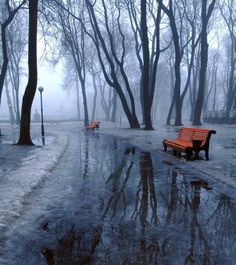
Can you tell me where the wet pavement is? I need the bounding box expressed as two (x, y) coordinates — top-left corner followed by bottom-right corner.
(98, 122), (236, 188)
(0, 129), (236, 265)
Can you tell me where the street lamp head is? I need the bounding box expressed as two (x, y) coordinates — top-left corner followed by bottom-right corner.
(38, 86), (44, 92)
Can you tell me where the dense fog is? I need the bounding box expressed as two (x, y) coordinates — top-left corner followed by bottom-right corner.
(0, 0), (236, 131)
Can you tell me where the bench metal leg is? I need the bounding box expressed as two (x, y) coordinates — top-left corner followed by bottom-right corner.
(163, 142), (167, 151)
(205, 149), (209, 160)
(186, 148), (193, 160)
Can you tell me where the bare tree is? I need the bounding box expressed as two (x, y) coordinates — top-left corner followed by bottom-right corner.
(18, 0), (38, 145)
(58, 2), (89, 126)
(140, 0), (151, 129)
(0, 0), (25, 103)
(85, 0), (140, 128)
(193, 0), (216, 125)
(158, 0), (183, 126)
(219, 0), (236, 121)
(7, 16), (27, 124)
(4, 76), (15, 124)
(158, 0), (201, 126)
(126, 0), (162, 129)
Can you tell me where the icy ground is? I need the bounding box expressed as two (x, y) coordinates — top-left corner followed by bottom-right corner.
(0, 123), (68, 233)
(0, 121), (235, 264)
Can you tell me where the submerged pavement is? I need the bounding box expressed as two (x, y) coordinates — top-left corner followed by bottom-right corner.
(0, 121), (235, 264)
(98, 121), (236, 188)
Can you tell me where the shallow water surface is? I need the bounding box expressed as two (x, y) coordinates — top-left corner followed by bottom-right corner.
(1, 131), (236, 265)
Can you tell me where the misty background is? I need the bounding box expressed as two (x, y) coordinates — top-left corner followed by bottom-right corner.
(0, 0), (235, 128)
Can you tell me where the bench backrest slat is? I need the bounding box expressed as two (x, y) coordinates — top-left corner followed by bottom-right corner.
(178, 127), (214, 147)
(177, 130), (193, 141)
(192, 131), (208, 145)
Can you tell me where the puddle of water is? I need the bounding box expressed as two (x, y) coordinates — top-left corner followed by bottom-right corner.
(1, 132), (236, 265)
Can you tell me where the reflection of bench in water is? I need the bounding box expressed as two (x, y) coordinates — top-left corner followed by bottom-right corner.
(163, 127), (216, 160)
(86, 121), (100, 130)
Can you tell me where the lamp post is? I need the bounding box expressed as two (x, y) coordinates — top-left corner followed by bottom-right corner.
(38, 86), (45, 145)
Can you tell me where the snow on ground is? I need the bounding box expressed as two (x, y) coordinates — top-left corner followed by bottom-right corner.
(0, 123), (69, 232)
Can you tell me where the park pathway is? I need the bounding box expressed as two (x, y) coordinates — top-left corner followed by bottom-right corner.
(0, 126), (236, 265)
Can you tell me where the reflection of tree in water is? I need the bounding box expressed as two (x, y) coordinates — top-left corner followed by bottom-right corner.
(42, 223), (101, 265)
(104, 147), (135, 219)
(103, 151), (159, 264)
(166, 170), (179, 224)
(154, 170), (233, 265)
(206, 193), (236, 263)
(184, 180), (212, 265)
(41, 143), (236, 265)
(81, 132), (120, 182)
(138, 152), (158, 264)
(41, 147), (138, 265)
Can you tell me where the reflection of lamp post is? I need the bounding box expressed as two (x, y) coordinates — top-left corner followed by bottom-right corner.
(38, 86), (45, 145)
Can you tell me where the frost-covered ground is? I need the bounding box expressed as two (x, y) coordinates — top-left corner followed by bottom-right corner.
(0, 123), (69, 234)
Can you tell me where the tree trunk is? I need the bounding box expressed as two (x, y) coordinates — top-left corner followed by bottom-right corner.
(166, 97), (175, 126)
(170, 17), (182, 126)
(91, 73), (97, 121)
(226, 55), (236, 121)
(190, 50), (200, 121)
(0, 2), (25, 102)
(111, 90), (117, 122)
(75, 77), (81, 120)
(18, 0), (38, 145)
(81, 80), (89, 126)
(159, 0), (182, 126)
(141, 0), (153, 130)
(0, 25), (9, 103)
(140, 74), (145, 124)
(193, 29), (207, 124)
(5, 80), (15, 125)
(166, 59), (175, 125)
(86, 0), (140, 129)
(193, 0), (216, 125)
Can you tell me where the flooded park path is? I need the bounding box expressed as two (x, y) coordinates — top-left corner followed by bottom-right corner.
(0, 130), (236, 265)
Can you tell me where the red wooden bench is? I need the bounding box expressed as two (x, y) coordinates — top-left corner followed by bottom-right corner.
(163, 127), (216, 160)
(86, 121), (100, 130)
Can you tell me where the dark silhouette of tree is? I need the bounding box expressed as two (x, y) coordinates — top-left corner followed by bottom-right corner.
(158, 0), (183, 126)
(140, 0), (152, 129)
(18, 0), (38, 145)
(85, 0), (140, 128)
(193, 0), (216, 125)
(205, 47), (220, 113)
(0, 0), (26, 103)
(5, 77), (15, 124)
(189, 46), (201, 121)
(7, 16), (27, 124)
(159, 0), (200, 126)
(127, 0), (162, 129)
(58, 4), (89, 126)
(219, 0), (236, 121)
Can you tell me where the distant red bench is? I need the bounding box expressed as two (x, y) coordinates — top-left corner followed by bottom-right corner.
(86, 121), (100, 130)
(163, 127), (216, 160)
